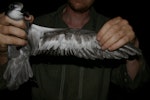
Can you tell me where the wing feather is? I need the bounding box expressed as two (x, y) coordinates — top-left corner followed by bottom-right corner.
(28, 26), (142, 60)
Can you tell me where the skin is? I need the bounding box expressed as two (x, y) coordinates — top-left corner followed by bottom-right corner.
(0, 0), (140, 80)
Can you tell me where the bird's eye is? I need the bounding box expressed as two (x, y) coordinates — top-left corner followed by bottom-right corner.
(8, 4), (15, 10)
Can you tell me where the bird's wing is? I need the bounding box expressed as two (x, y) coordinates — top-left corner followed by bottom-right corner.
(28, 25), (142, 60)
(3, 2), (142, 90)
(5, 1), (142, 60)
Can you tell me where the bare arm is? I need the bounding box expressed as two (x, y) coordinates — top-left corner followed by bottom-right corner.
(126, 38), (142, 80)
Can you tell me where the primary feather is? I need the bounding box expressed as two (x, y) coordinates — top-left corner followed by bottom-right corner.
(28, 25), (141, 59)
(3, 2), (142, 90)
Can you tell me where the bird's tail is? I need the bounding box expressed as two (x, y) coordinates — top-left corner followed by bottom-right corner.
(3, 45), (33, 90)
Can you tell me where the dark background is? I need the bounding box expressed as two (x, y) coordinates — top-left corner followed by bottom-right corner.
(0, 0), (150, 100)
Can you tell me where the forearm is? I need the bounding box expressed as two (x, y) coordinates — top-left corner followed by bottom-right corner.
(125, 36), (146, 80)
(126, 56), (143, 80)
(111, 54), (150, 90)
(125, 55), (150, 90)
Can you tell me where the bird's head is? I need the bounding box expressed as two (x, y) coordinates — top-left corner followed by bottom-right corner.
(6, 2), (24, 20)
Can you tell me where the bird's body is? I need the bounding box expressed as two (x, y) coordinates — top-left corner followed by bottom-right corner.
(3, 2), (142, 90)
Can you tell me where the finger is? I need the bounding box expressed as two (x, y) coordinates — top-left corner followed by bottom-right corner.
(100, 24), (122, 46)
(0, 25), (27, 39)
(0, 33), (27, 46)
(0, 15), (27, 29)
(101, 22), (129, 49)
(99, 18), (133, 49)
(108, 36), (130, 51)
(24, 15), (34, 23)
(97, 16), (122, 41)
(101, 30), (126, 50)
(7, 16), (27, 29)
(108, 26), (135, 51)
(0, 44), (8, 52)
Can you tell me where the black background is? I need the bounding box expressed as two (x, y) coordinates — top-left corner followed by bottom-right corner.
(0, 0), (150, 100)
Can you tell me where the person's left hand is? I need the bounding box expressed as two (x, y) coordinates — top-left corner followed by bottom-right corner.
(96, 16), (135, 51)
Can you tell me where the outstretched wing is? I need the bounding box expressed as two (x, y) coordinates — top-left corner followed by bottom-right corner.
(28, 24), (142, 60)
(4, 2), (142, 90)
(6, 2), (142, 60)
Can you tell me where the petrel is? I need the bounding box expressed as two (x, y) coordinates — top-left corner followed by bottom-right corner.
(3, 2), (142, 90)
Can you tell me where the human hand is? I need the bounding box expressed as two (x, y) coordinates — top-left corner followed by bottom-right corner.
(0, 12), (34, 64)
(0, 12), (34, 47)
(96, 16), (135, 51)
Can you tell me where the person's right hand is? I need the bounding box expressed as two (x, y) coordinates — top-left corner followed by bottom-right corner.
(0, 12), (34, 64)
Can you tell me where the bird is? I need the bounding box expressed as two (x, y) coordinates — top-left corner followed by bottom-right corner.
(3, 2), (142, 90)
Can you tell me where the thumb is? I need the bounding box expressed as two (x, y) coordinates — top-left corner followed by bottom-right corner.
(24, 12), (34, 23)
